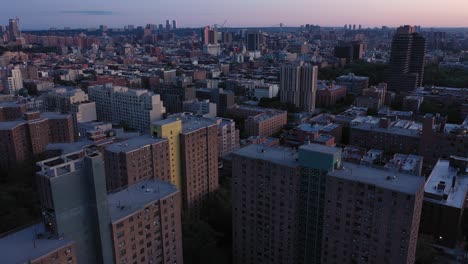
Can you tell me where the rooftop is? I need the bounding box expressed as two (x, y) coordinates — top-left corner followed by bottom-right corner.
(300, 143), (341, 156)
(162, 113), (217, 133)
(36, 149), (101, 178)
(361, 149), (384, 165)
(107, 179), (178, 222)
(385, 154), (423, 176)
(424, 159), (468, 208)
(0, 223), (74, 264)
(105, 135), (167, 153)
(233, 144), (300, 168)
(351, 116), (422, 137)
(329, 162), (425, 195)
(336, 73), (370, 81)
(41, 112), (71, 120)
(0, 112), (70, 130)
(47, 140), (94, 155)
(152, 117), (181, 126)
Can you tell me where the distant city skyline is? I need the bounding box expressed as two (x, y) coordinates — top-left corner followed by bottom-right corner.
(1, 0), (468, 30)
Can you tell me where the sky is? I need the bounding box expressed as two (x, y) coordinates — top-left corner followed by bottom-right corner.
(1, 0), (468, 30)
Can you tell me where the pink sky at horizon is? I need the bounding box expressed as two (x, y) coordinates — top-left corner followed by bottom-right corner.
(1, 0), (468, 29)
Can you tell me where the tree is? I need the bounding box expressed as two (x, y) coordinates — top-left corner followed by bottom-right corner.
(0, 157), (44, 233)
(182, 177), (233, 264)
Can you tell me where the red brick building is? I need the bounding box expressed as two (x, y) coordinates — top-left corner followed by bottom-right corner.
(0, 223), (77, 264)
(0, 102), (26, 121)
(324, 163), (425, 264)
(316, 81), (347, 107)
(227, 105), (287, 137)
(179, 116), (219, 217)
(0, 111), (74, 168)
(108, 180), (183, 264)
(104, 135), (171, 192)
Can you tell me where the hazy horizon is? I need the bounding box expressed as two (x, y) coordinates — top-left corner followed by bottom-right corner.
(2, 0), (468, 30)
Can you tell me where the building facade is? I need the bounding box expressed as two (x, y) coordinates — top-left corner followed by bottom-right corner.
(0, 111), (74, 168)
(104, 135), (171, 192)
(280, 64), (318, 112)
(89, 84), (166, 133)
(108, 180), (183, 264)
(387, 25), (427, 93)
(323, 162), (425, 264)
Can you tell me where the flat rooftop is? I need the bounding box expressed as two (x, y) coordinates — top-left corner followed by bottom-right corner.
(105, 135), (167, 153)
(300, 143), (341, 156)
(47, 140), (94, 154)
(385, 154), (423, 175)
(41, 112), (71, 120)
(152, 117), (181, 126)
(232, 144), (300, 168)
(107, 179), (178, 222)
(351, 117), (422, 137)
(329, 162), (425, 195)
(0, 223), (74, 264)
(182, 115), (216, 133)
(424, 160), (468, 208)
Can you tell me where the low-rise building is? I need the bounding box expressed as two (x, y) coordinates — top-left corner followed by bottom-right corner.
(227, 105), (287, 137)
(420, 156), (468, 248)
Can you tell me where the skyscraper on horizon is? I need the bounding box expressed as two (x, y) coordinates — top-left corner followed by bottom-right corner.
(387, 25), (427, 94)
(246, 30), (263, 51)
(165, 20), (171, 31)
(172, 19), (177, 30)
(8, 18), (21, 41)
(280, 63), (318, 112)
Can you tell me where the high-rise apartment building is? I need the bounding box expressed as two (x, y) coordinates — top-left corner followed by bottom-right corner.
(151, 118), (183, 189)
(88, 84), (166, 133)
(233, 143), (425, 264)
(201, 26), (218, 45)
(153, 83), (196, 114)
(45, 87), (97, 138)
(0, 148), (185, 264)
(232, 144), (303, 264)
(165, 20), (171, 31)
(8, 18), (21, 40)
(280, 63), (318, 112)
(45, 87), (89, 112)
(2, 66), (23, 94)
(108, 180), (183, 264)
(297, 144), (342, 264)
(216, 118), (240, 157)
(246, 30), (264, 51)
(179, 115), (219, 217)
(232, 144), (341, 264)
(35, 150), (115, 264)
(201, 26), (210, 45)
(387, 25), (427, 93)
(322, 162), (425, 264)
(0, 111), (74, 168)
(152, 114), (219, 217)
(334, 41), (364, 63)
(104, 135), (171, 192)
